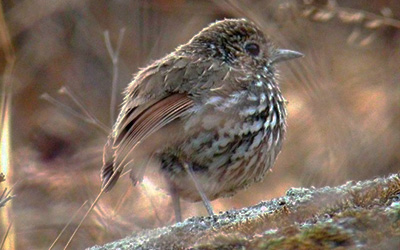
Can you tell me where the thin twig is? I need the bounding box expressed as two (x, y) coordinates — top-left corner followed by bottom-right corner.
(104, 28), (126, 126)
(0, 2), (16, 249)
(113, 185), (131, 216)
(0, 188), (13, 208)
(301, 0), (400, 29)
(58, 86), (110, 133)
(49, 200), (88, 250)
(64, 192), (103, 249)
(40, 93), (110, 134)
(63, 163), (125, 249)
(0, 222), (12, 250)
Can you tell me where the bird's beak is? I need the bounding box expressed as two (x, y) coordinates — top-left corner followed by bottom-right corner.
(271, 49), (304, 64)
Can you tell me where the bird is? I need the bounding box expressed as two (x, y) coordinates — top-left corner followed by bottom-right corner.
(101, 18), (303, 222)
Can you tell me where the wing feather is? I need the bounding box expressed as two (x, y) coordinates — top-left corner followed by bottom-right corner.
(101, 93), (194, 191)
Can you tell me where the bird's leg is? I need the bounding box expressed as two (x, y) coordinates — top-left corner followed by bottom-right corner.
(169, 183), (182, 222)
(183, 162), (214, 216)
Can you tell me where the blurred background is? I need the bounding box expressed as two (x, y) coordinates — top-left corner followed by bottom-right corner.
(0, 0), (399, 249)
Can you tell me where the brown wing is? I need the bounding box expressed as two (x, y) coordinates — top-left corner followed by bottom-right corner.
(101, 93), (194, 191)
(101, 55), (230, 191)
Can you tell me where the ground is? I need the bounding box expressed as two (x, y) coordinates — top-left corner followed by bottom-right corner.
(88, 173), (400, 249)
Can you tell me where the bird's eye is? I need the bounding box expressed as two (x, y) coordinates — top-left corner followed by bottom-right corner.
(244, 43), (260, 56)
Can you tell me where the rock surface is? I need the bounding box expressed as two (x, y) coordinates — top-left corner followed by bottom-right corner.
(88, 173), (400, 249)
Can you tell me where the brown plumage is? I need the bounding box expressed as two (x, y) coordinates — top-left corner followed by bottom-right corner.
(101, 18), (302, 220)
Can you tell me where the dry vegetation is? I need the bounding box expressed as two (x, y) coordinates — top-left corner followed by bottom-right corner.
(0, 0), (399, 249)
